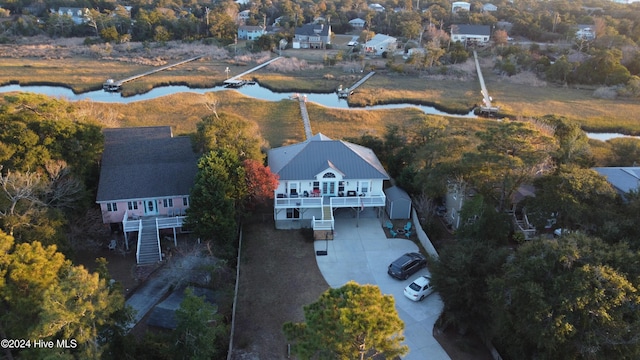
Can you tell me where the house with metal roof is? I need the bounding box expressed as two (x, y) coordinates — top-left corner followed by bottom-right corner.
(450, 24), (491, 44)
(96, 126), (199, 264)
(593, 167), (640, 197)
(364, 34), (397, 56)
(238, 25), (266, 40)
(268, 133), (389, 232)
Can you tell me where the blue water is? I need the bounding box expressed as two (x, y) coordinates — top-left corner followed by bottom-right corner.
(0, 83), (477, 118)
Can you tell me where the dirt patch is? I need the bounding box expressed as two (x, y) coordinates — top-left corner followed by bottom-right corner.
(231, 209), (329, 359)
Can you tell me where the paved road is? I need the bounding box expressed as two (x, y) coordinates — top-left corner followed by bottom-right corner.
(314, 209), (450, 360)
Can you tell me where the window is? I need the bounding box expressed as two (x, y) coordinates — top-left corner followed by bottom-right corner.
(106, 203), (118, 212)
(338, 181), (345, 192)
(313, 181), (320, 191)
(163, 199), (173, 207)
(323, 172), (336, 178)
(183, 197), (189, 207)
(128, 201), (138, 210)
(361, 181), (369, 194)
(286, 208), (300, 219)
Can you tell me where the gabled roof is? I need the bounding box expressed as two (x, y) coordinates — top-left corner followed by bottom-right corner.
(592, 167), (640, 194)
(451, 24), (491, 36)
(295, 24), (330, 37)
(96, 126), (199, 202)
(366, 33), (397, 47)
(239, 25), (265, 31)
(268, 133), (389, 180)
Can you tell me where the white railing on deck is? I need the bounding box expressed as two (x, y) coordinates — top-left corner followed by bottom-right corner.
(122, 210), (141, 232)
(155, 218), (162, 262)
(274, 196), (323, 208)
(135, 220), (142, 264)
(312, 216), (334, 231)
(156, 216), (185, 229)
(330, 194), (385, 208)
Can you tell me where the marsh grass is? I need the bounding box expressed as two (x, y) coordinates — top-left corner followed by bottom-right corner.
(3, 46), (640, 135)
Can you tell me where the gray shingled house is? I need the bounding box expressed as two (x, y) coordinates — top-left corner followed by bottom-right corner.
(293, 24), (331, 49)
(268, 133), (389, 232)
(96, 126), (199, 264)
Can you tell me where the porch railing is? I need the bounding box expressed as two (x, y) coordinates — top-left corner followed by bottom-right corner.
(122, 210), (141, 232)
(312, 216), (334, 231)
(135, 220), (142, 264)
(156, 216), (186, 229)
(274, 196), (323, 208)
(330, 194), (385, 208)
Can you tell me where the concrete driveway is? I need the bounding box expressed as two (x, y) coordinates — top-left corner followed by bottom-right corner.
(314, 209), (450, 360)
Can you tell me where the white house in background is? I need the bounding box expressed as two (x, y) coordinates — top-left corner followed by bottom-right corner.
(238, 25), (266, 40)
(293, 24), (331, 49)
(53, 7), (90, 24)
(238, 9), (251, 23)
(96, 127), (199, 265)
(268, 133), (389, 232)
(349, 18), (366, 29)
(575, 25), (596, 40)
(450, 24), (491, 44)
(364, 34), (397, 56)
(369, 3), (386, 12)
(482, 3), (498, 12)
(451, 1), (470, 13)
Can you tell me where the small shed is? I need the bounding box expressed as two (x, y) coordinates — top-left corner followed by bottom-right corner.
(385, 186), (412, 219)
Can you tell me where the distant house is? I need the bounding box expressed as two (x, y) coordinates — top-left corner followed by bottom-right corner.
(53, 7), (89, 24)
(96, 126), (199, 264)
(575, 25), (596, 40)
(273, 16), (285, 27)
(349, 18), (366, 29)
(482, 3), (498, 12)
(238, 9), (251, 23)
(238, 25), (266, 40)
(369, 3), (386, 12)
(593, 167), (640, 197)
(451, 1), (471, 13)
(268, 133), (389, 232)
(364, 33), (397, 56)
(450, 24), (491, 44)
(293, 24), (331, 49)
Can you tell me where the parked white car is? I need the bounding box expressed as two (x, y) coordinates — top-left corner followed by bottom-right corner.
(403, 275), (433, 301)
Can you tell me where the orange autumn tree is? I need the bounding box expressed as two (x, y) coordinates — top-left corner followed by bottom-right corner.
(242, 159), (279, 211)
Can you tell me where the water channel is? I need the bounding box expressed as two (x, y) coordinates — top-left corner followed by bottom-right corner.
(0, 83), (476, 117)
(1, 83), (636, 141)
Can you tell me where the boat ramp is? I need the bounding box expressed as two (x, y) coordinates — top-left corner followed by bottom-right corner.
(337, 71), (375, 98)
(103, 55), (203, 92)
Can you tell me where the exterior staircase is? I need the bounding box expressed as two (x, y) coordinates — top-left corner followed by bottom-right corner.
(323, 205), (332, 221)
(137, 218), (161, 265)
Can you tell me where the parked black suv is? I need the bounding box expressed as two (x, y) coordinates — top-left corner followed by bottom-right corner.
(387, 252), (427, 280)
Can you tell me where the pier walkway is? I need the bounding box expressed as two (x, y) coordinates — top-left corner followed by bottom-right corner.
(223, 56), (283, 86)
(473, 51), (499, 115)
(103, 55), (203, 91)
(337, 71), (375, 98)
(293, 94), (313, 140)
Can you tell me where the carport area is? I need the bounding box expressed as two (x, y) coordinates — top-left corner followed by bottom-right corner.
(314, 208), (450, 360)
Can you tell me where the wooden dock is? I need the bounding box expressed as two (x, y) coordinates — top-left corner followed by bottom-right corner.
(223, 57), (283, 87)
(103, 55), (203, 92)
(337, 71), (375, 98)
(473, 51), (499, 115)
(292, 94), (313, 140)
